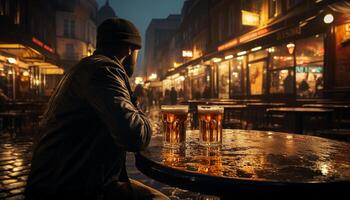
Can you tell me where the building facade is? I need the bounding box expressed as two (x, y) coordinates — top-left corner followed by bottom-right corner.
(158, 0), (212, 99)
(161, 0), (350, 101)
(144, 14), (181, 79)
(0, 0), (63, 99)
(55, 0), (98, 70)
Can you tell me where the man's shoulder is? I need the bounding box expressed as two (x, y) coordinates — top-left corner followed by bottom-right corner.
(80, 54), (123, 70)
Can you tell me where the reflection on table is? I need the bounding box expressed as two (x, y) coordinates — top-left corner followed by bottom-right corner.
(136, 129), (350, 198)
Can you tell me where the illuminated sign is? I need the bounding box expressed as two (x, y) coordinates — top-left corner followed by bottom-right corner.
(296, 66), (323, 73)
(32, 37), (54, 53)
(242, 10), (260, 26)
(182, 50), (193, 58)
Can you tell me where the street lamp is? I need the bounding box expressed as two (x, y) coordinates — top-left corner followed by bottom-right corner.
(324, 14), (334, 24)
(7, 57), (17, 64)
(286, 43), (295, 54)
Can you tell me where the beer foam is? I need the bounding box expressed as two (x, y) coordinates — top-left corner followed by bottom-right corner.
(197, 105), (224, 114)
(161, 105), (189, 113)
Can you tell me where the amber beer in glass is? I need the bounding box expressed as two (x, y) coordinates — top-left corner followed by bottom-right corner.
(161, 105), (188, 147)
(198, 106), (224, 145)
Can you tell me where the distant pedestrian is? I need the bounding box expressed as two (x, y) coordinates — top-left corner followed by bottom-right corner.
(134, 84), (147, 112)
(170, 87), (177, 105)
(298, 75), (310, 97)
(147, 89), (153, 108)
(164, 89), (171, 105)
(0, 88), (9, 103)
(283, 71), (294, 94)
(202, 85), (210, 99)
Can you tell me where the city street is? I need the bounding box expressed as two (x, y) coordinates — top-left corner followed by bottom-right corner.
(1, 0), (350, 199)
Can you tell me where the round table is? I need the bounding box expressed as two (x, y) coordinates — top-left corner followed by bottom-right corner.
(136, 129), (350, 198)
(302, 104), (350, 109)
(266, 107), (334, 134)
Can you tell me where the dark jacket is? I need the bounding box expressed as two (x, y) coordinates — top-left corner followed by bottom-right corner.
(25, 54), (152, 199)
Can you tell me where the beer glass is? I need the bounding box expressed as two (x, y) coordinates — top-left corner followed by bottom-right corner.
(198, 105), (224, 145)
(161, 105), (189, 147)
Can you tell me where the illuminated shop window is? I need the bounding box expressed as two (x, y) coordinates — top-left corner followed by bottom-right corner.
(334, 23), (350, 87)
(248, 49), (268, 61)
(270, 44), (294, 70)
(269, 43), (295, 94)
(270, 69), (294, 94)
(295, 35), (324, 98)
(249, 61), (265, 95)
(230, 57), (245, 96)
(188, 65), (208, 99)
(218, 61), (230, 99)
(268, 0), (279, 19)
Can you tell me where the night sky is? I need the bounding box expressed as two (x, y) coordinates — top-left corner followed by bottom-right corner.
(96, 0), (184, 76)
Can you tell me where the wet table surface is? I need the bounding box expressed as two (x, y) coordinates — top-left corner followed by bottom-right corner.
(303, 104), (350, 109)
(136, 129), (350, 197)
(267, 107), (334, 113)
(246, 102), (286, 107)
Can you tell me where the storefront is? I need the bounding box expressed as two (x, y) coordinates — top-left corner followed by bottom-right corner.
(217, 60), (230, 99)
(187, 64), (209, 99)
(214, 32), (325, 100)
(211, 1), (345, 101)
(0, 42), (63, 100)
(162, 1), (349, 101)
(162, 73), (186, 98)
(329, 3), (350, 98)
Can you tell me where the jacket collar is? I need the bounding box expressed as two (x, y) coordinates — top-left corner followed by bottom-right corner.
(93, 50), (128, 75)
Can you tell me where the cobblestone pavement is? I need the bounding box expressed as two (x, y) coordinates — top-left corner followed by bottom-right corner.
(0, 106), (220, 200)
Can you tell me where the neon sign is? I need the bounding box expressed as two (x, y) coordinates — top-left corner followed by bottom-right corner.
(32, 37), (54, 53)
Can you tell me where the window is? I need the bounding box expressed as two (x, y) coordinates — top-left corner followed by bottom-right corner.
(64, 19), (75, 37)
(228, 5), (235, 35)
(218, 13), (224, 41)
(218, 61), (230, 98)
(249, 61), (265, 95)
(270, 69), (294, 94)
(269, 43), (295, 94)
(14, 0), (20, 24)
(64, 19), (69, 37)
(249, 49), (268, 61)
(65, 44), (75, 59)
(0, 0), (5, 15)
(269, 0), (278, 18)
(334, 23), (350, 88)
(270, 44), (294, 69)
(295, 35), (324, 98)
(70, 20), (75, 37)
(230, 57), (245, 96)
(188, 65), (208, 99)
(241, 0), (263, 14)
(0, 0), (10, 16)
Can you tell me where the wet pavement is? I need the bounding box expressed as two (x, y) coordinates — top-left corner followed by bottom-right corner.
(0, 107), (219, 200)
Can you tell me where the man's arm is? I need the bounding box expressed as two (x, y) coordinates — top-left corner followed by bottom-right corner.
(86, 65), (151, 152)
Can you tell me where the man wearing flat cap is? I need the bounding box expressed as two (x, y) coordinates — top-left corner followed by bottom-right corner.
(25, 18), (169, 200)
